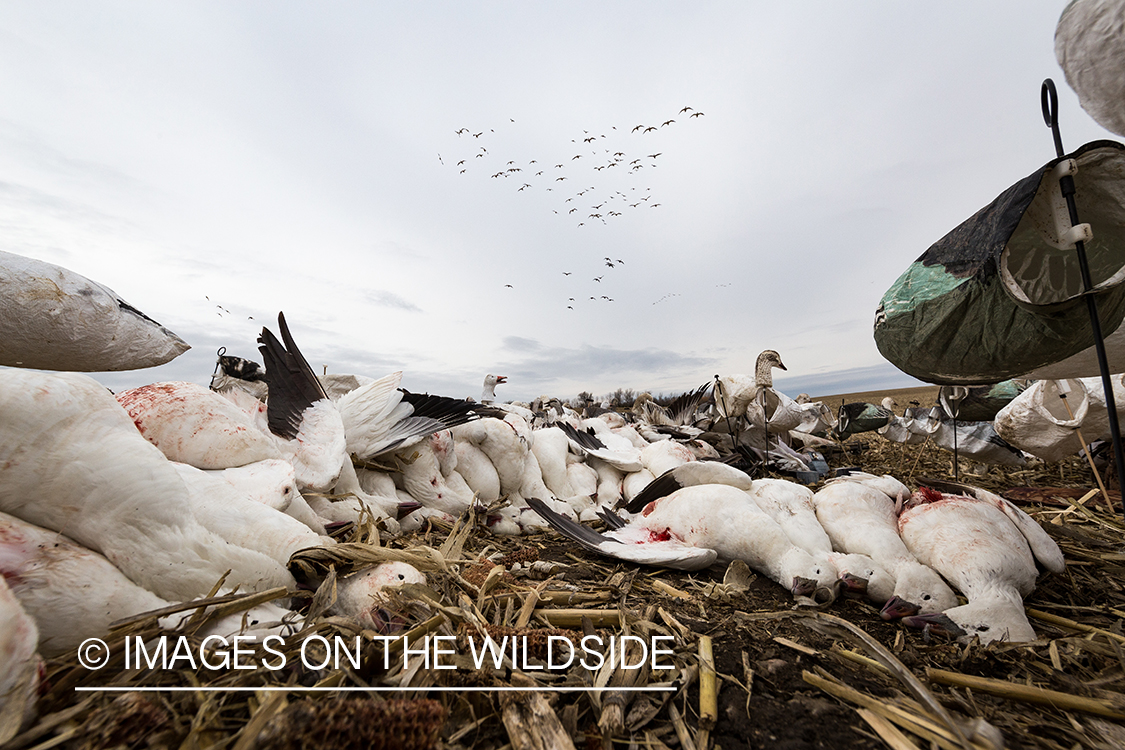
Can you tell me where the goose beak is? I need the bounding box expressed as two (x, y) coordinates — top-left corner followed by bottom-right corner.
(496, 376), (507, 384)
(791, 576), (818, 597)
(839, 573), (869, 597)
(395, 501), (422, 521)
(901, 612), (966, 639)
(880, 595), (921, 620)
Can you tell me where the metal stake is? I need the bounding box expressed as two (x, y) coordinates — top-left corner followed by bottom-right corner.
(1042, 78), (1125, 515)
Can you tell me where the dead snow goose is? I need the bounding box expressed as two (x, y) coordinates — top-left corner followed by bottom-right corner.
(530, 485), (837, 596)
(0, 369), (296, 601)
(338, 371), (479, 461)
(812, 473), (958, 617)
(0, 577), (40, 739)
(898, 483), (1064, 643)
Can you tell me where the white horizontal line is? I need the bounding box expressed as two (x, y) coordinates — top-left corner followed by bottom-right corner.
(76, 686), (677, 693)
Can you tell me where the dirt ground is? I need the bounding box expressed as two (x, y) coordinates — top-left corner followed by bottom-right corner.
(11, 426), (1125, 750)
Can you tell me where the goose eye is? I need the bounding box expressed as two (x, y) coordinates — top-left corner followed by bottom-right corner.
(398, 574), (405, 580)
(922, 594), (931, 601)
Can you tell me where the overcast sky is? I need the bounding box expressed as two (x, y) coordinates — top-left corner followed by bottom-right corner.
(0, 2), (1114, 403)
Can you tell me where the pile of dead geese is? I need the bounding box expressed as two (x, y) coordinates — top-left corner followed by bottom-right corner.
(0, 249), (1068, 736)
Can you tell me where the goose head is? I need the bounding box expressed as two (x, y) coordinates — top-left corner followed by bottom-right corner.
(902, 594), (1037, 644)
(481, 374), (507, 404)
(879, 562), (958, 619)
(754, 350), (787, 387)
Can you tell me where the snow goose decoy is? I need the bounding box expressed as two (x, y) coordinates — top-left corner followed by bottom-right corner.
(0, 249), (189, 371)
(0, 369), (297, 601)
(898, 482), (1064, 643)
(528, 485), (838, 596)
(481, 374), (507, 404)
(713, 349), (786, 420)
(812, 472), (958, 614)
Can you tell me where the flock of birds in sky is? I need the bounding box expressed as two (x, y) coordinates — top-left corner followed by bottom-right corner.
(441, 106), (707, 309)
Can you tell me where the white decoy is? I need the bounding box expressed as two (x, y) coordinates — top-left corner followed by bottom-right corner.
(0, 369), (296, 601)
(481, 374), (507, 404)
(812, 473), (958, 617)
(331, 561), (427, 632)
(1056, 0), (1125, 137)
(713, 350), (787, 419)
(338, 371), (479, 461)
(0, 576), (40, 739)
(898, 483), (1065, 643)
(0, 249), (190, 372)
(529, 485), (837, 596)
(209, 352), (270, 401)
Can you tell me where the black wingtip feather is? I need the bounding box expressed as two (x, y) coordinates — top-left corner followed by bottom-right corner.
(621, 469), (685, 514)
(257, 312), (328, 440)
(398, 389), (481, 430)
(525, 497), (618, 553)
(558, 422), (608, 452)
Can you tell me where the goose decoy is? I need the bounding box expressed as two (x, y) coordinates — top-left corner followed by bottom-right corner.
(1056, 0), (1125, 137)
(0, 249), (189, 371)
(481, 374), (507, 404)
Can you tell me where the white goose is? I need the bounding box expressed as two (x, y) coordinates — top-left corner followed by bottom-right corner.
(898, 483), (1065, 643)
(812, 473), (958, 616)
(528, 485), (838, 596)
(338, 371), (480, 461)
(0, 510), (167, 655)
(332, 561), (427, 632)
(0, 577), (40, 739)
(0, 369), (296, 601)
(0, 249), (189, 372)
(116, 313), (348, 493)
